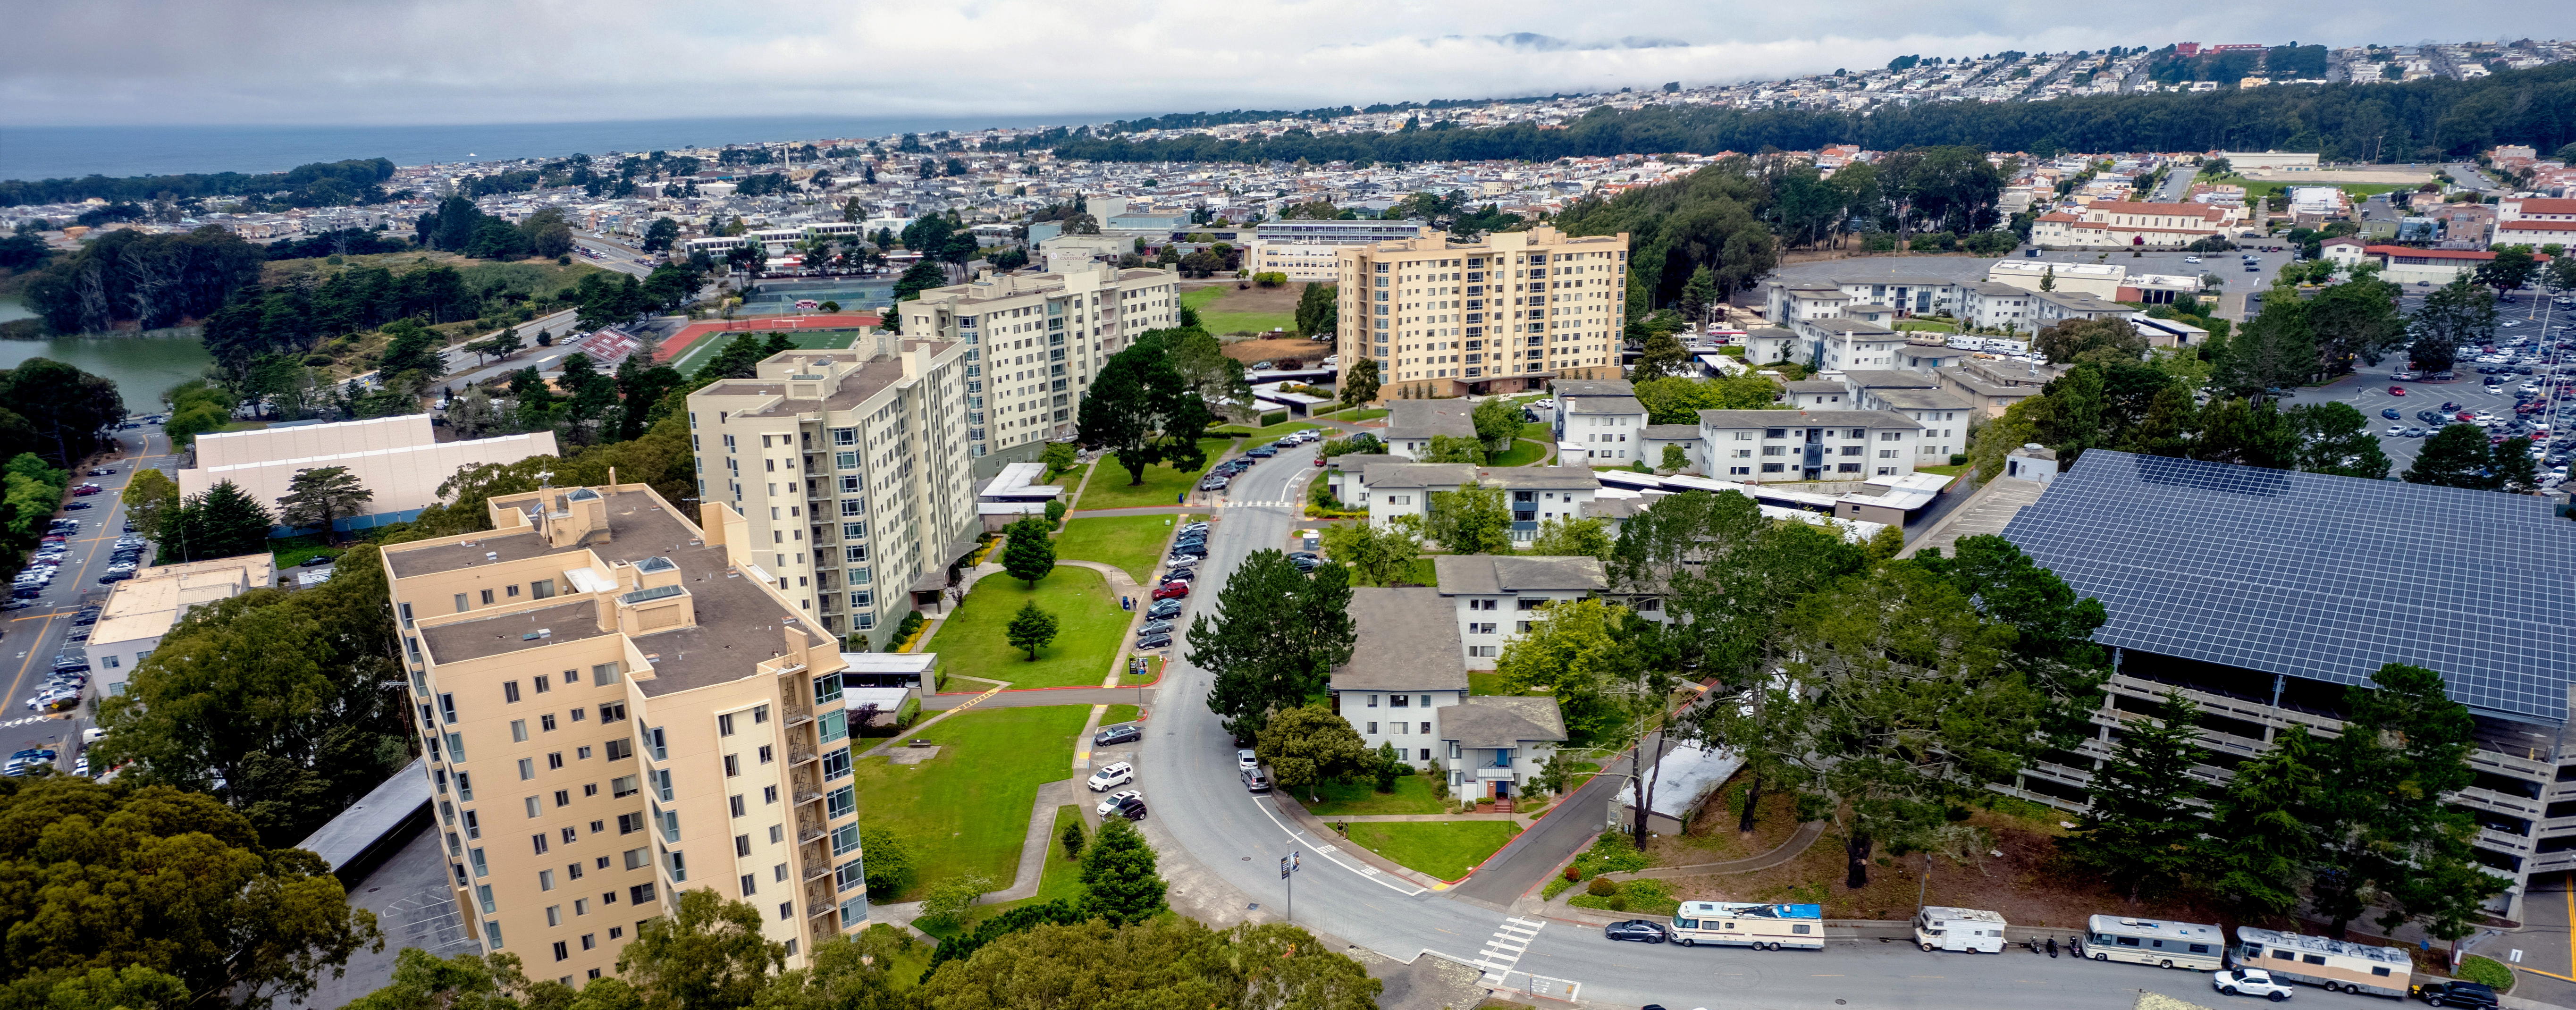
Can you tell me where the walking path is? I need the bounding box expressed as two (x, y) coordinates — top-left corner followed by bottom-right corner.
(862, 776), (1080, 937)
(924, 686), (1147, 710)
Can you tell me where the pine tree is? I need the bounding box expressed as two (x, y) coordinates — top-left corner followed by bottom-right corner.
(2063, 690), (2207, 901)
(1001, 516), (1056, 587)
(1078, 819), (1167, 925)
(176, 480), (275, 561)
(2402, 424), (2499, 488)
(2197, 725), (2318, 921)
(1003, 600), (1060, 661)
(1338, 358), (1379, 407)
(275, 465), (373, 541)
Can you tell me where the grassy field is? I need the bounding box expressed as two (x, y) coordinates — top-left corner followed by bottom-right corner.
(1181, 285), (1298, 336)
(1298, 776), (1448, 816)
(1213, 420), (1322, 441)
(268, 534), (341, 569)
(919, 803), (1091, 942)
(926, 566), (1127, 689)
(1053, 515), (1178, 584)
(1895, 320), (1958, 333)
(667, 327), (864, 374)
(1917, 463), (1970, 478)
(1343, 821), (1521, 880)
(1316, 407), (1388, 422)
(845, 706), (1089, 902)
(1102, 704), (1140, 725)
(1075, 438), (1236, 510)
(1487, 439), (1549, 467)
(259, 251), (614, 291)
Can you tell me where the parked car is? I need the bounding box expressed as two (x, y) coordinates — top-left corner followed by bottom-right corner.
(1086, 762), (1135, 791)
(1135, 633), (1173, 650)
(2381, 408), (2403, 420)
(1093, 724), (1142, 746)
(1604, 920), (1671, 944)
(301, 555), (336, 567)
(63, 502), (91, 511)
(86, 469), (114, 477)
(2409, 980), (2498, 1008)
(2389, 386), (2407, 396)
(1104, 795), (1148, 820)
(1094, 789), (1143, 816)
(1137, 619), (1173, 636)
(1246, 446), (1278, 458)
(2213, 968), (2295, 1001)
(1151, 582), (1190, 600)
(1241, 766), (1271, 792)
(1161, 569), (1196, 583)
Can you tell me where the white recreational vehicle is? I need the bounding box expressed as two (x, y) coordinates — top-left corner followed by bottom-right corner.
(1668, 901), (1825, 951)
(1913, 906), (2007, 953)
(2232, 927), (2413, 997)
(2082, 914), (2227, 970)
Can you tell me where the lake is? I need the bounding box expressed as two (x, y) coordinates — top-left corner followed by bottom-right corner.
(0, 299), (215, 411)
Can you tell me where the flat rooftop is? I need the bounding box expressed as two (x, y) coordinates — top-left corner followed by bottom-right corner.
(388, 488), (831, 697)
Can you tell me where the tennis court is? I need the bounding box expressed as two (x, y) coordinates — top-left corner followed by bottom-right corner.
(658, 312), (883, 374)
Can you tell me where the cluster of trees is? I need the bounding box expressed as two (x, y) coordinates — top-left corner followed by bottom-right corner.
(1074, 328), (1223, 486)
(0, 778), (385, 1010)
(1292, 282), (1336, 338)
(1, 454), (74, 584)
(0, 157), (396, 209)
(260, 228), (412, 262)
(1045, 61), (2576, 165)
(1971, 320), (2395, 481)
(120, 472), (275, 562)
(0, 357), (126, 471)
(446, 352), (686, 450)
(2064, 665), (2499, 940)
(202, 263), (473, 374)
(1191, 550), (1358, 740)
(21, 226), (266, 334)
(412, 198), (575, 261)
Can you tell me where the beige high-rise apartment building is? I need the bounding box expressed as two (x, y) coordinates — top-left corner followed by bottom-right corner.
(1337, 225), (1630, 399)
(686, 337), (977, 647)
(380, 482), (871, 985)
(899, 263), (1183, 471)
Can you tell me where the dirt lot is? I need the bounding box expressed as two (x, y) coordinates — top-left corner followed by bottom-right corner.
(1221, 337), (1330, 369)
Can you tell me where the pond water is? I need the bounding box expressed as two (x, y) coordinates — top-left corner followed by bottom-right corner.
(0, 302), (217, 412)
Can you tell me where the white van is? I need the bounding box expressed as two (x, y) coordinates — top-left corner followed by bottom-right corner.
(1913, 906), (2007, 953)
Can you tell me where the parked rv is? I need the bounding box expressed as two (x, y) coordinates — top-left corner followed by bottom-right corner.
(2232, 927), (2410, 997)
(1913, 906), (2008, 953)
(2082, 914), (2227, 970)
(1667, 901), (1824, 951)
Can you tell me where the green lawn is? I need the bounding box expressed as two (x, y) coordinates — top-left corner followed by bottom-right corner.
(925, 804), (1090, 938)
(1054, 515), (1178, 584)
(1343, 821), (1521, 880)
(926, 566), (1126, 689)
(269, 534), (342, 569)
(1894, 320), (1958, 333)
(1102, 704), (1140, 726)
(855, 925), (933, 991)
(1316, 407), (1388, 422)
(1917, 463), (1969, 478)
(1567, 878), (1681, 917)
(1214, 420), (1322, 441)
(845, 706), (1089, 902)
(1299, 775), (1448, 816)
(1487, 439), (1549, 467)
(1074, 438), (1236, 510)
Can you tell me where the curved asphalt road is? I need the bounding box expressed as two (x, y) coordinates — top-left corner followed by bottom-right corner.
(1128, 438), (2430, 1009)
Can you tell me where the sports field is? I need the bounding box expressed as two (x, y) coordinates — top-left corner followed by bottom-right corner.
(657, 312), (883, 372)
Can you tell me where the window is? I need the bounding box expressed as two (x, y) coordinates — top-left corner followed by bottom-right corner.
(724, 755), (740, 777)
(611, 775), (640, 798)
(821, 748), (852, 781)
(735, 834), (752, 858)
(835, 859), (866, 892)
(651, 769), (673, 801)
(768, 825), (783, 844)
(540, 714), (557, 732)
(539, 869), (556, 891)
(826, 786), (855, 818)
(763, 785), (779, 805)
(517, 758), (535, 781)
(470, 848), (489, 877)
(618, 812), (646, 834)
(832, 823), (861, 856)
(718, 714), (735, 737)
(729, 794), (746, 817)
(455, 594), (470, 613)
(532, 834), (549, 855)
(525, 797), (542, 818)
(758, 745), (774, 765)
(477, 884), (496, 913)
(548, 752), (564, 770)
(591, 662), (618, 685)
(629, 884), (656, 905)
(456, 771), (474, 800)
(740, 873), (758, 895)
(512, 720), (529, 742)
(547, 906), (563, 927)
(600, 704), (628, 724)
(623, 847), (650, 870)
(645, 727), (667, 761)
(2301, 954), (2326, 966)
(819, 710), (848, 743)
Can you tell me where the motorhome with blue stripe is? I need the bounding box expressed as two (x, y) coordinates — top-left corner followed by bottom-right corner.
(2083, 915), (2226, 970)
(1669, 902), (1825, 950)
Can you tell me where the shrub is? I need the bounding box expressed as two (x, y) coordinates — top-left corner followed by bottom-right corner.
(1261, 411), (1288, 425)
(2458, 955), (2515, 992)
(1950, 453), (1969, 466)
(1564, 866), (1581, 882)
(1587, 876), (1620, 897)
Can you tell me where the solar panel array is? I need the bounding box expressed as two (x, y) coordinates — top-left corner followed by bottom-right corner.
(1998, 451), (2576, 724)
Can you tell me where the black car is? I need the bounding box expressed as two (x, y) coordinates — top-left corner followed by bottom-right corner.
(1604, 920), (1669, 943)
(1092, 723), (1142, 746)
(1246, 446), (1278, 458)
(1136, 633), (1173, 650)
(2411, 980), (2499, 1008)
(1291, 556), (1321, 572)
(1106, 796), (1148, 820)
(301, 555), (336, 567)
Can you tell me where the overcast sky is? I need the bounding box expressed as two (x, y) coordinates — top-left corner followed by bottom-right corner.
(3, 0), (2566, 126)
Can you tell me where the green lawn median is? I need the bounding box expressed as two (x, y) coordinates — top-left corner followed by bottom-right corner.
(1342, 820), (1521, 880)
(1054, 515), (1179, 584)
(1074, 438), (1236, 510)
(1298, 776), (1448, 816)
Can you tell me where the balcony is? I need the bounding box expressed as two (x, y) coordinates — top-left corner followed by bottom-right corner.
(791, 765), (823, 805)
(783, 699), (815, 727)
(789, 744), (819, 766)
(2478, 827), (2536, 853)
(805, 880), (835, 913)
(795, 810), (826, 842)
(2457, 785), (2544, 819)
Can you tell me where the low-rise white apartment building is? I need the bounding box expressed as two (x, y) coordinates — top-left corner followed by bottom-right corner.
(1377, 400), (1478, 460)
(1435, 555), (1606, 667)
(86, 553), (277, 697)
(2030, 200), (2238, 249)
(1327, 587), (1566, 801)
(1697, 408), (1924, 481)
(1347, 463), (1599, 543)
(1551, 379), (1649, 463)
(1793, 317), (1906, 371)
(1246, 219), (1429, 281)
(685, 338), (978, 646)
(900, 264), (1181, 467)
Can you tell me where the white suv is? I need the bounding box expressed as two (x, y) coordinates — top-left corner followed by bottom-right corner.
(1087, 762), (1135, 791)
(2213, 968), (2294, 1001)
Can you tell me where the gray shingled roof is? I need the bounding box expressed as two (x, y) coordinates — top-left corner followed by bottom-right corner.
(1565, 396), (1646, 415)
(1783, 380), (1847, 394)
(1383, 400), (1478, 440)
(1839, 369), (1939, 390)
(1871, 388), (1975, 412)
(1433, 555), (1606, 596)
(1641, 424), (1701, 440)
(1803, 318), (1898, 335)
(1440, 696), (1568, 748)
(1553, 379), (1636, 398)
(1330, 588), (1467, 691)
(1360, 462), (1481, 489)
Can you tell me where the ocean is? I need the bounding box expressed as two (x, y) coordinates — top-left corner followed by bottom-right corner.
(0, 113), (1138, 182)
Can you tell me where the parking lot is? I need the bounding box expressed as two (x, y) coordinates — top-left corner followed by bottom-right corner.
(2271, 291), (2573, 481)
(3, 418), (168, 778)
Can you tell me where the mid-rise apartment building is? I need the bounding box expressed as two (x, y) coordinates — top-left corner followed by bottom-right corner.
(1247, 219), (1430, 281)
(686, 337), (977, 645)
(900, 264), (1182, 470)
(1337, 225), (1628, 398)
(379, 483), (874, 985)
